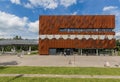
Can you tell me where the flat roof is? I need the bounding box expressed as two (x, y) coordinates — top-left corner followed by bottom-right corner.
(0, 39), (38, 46)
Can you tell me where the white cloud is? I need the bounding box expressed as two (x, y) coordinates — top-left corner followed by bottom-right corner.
(10, 0), (21, 4)
(0, 11), (38, 39)
(116, 32), (120, 36)
(28, 20), (39, 33)
(60, 0), (76, 7)
(12, 0), (77, 9)
(71, 11), (77, 15)
(103, 6), (118, 11)
(0, 11), (27, 29)
(116, 31), (120, 39)
(24, 3), (33, 8)
(103, 6), (120, 38)
(24, 0), (58, 9)
(45, 1), (58, 9)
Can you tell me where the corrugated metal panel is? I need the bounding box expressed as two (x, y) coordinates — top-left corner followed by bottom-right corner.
(39, 15), (115, 34)
(39, 15), (115, 55)
(39, 39), (115, 55)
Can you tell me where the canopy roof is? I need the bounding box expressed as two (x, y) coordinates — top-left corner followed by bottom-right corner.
(0, 39), (38, 46)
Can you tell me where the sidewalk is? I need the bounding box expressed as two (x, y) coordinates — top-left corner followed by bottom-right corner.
(0, 74), (120, 79)
(0, 55), (120, 67)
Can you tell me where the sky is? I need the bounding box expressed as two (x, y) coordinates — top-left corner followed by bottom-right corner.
(0, 0), (120, 39)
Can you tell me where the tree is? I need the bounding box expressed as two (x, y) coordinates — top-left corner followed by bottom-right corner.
(13, 35), (22, 40)
(116, 40), (120, 51)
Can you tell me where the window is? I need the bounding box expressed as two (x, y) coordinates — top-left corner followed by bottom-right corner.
(59, 28), (114, 32)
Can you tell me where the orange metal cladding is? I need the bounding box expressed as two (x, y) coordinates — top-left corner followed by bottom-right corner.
(39, 15), (115, 55)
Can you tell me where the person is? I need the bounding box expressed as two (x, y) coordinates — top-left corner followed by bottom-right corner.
(64, 49), (66, 56)
(70, 49), (73, 55)
(86, 51), (88, 56)
(64, 51), (66, 56)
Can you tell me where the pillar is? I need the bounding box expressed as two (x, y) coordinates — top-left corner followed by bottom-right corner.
(96, 49), (98, 56)
(28, 46), (31, 55)
(78, 49), (80, 55)
(2, 47), (4, 54)
(81, 49), (82, 55)
(13, 46), (16, 53)
(29, 46), (31, 52)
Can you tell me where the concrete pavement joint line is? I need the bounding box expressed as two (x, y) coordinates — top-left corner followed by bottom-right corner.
(0, 74), (120, 78)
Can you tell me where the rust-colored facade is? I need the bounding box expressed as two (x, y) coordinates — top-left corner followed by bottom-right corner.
(39, 15), (115, 55)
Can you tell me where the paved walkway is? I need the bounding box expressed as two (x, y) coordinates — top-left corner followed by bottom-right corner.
(0, 55), (120, 67)
(0, 74), (120, 79)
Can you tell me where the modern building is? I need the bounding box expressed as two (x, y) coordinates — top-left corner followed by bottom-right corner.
(39, 15), (115, 55)
(0, 39), (38, 55)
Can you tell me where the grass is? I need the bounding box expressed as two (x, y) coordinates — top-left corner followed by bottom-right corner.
(1, 66), (120, 82)
(0, 77), (120, 82)
(29, 51), (38, 55)
(0, 66), (120, 75)
(118, 51), (120, 56)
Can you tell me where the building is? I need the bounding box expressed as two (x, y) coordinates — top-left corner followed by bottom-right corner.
(0, 39), (38, 55)
(39, 15), (115, 55)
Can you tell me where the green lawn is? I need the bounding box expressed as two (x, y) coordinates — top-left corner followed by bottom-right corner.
(0, 66), (120, 75)
(0, 77), (120, 82)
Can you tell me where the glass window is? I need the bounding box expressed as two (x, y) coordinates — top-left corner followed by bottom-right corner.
(59, 28), (113, 32)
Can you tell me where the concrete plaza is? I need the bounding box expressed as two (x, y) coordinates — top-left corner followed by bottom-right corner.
(0, 55), (120, 67)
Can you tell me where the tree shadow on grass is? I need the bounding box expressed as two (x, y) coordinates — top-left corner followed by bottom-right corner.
(0, 61), (19, 66)
(7, 74), (23, 82)
(0, 66), (8, 70)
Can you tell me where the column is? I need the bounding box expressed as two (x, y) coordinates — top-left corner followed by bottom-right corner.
(28, 46), (31, 55)
(96, 49), (98, 56)
(81, 49), (82, 55)
(78, 49), (80, 55)
(13, 46), (16, 54)
(112, 49), (115, 56)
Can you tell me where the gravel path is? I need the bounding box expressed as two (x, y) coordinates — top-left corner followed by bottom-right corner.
(0, 74), (120, 79)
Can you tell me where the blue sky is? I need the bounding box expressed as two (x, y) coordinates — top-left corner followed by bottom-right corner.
(0, 0), (120, 39)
